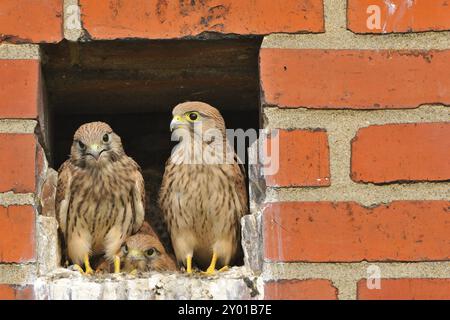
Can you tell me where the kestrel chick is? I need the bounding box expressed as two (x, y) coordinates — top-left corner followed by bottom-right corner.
(158, 101), (248, 275)
(94, 222), (176, 273)
(56, 122), (145, 274)
(120, 231), (177, 273)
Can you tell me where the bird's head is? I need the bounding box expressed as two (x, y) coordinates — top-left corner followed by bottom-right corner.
(120, 233), (176, 272)
(71, 122), (124, 167)
(170, 101), (226, 141)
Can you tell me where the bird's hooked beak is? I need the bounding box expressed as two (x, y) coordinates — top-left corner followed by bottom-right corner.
(87, 144), (104, 160)
(170, 115), (185, 132)
(127, 249), (145, 262)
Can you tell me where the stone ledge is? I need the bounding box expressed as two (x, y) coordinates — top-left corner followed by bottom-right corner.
(34, 267), (261, 300)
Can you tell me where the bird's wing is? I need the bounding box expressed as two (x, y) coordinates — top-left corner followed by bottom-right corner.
(234, 152), (247, 179)
(55, 160), (74, 238)
(234, 164), (249, 218)
(227, 150), (248, 219)
(131, 160), (146, 233)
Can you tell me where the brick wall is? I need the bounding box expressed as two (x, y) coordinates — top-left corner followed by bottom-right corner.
(0, 0), (449, 300)
(261, 0), (450, 300)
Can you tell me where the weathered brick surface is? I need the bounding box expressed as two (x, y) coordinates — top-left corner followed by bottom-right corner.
(0, 0), (62, 43)
(0, 285), (34, 300)
(0, 60), (40, 119)
(265, 280), (338, 300)
(0, 134), (37, 193)
(79, 0), (324, 39)
(264, 201), (450, 262)
(265, 129), (330, 187)
(260, 49), (450, 109)
(0, 206), (35, 263)
(348, 0), (450, 33)
(351, 123), (450, 183)
(357, 279), (450, 300)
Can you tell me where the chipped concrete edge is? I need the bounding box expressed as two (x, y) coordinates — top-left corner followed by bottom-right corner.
(263, 261), (450, 300)
(262, 0), (450, 50)
(34, 266), (261, 300)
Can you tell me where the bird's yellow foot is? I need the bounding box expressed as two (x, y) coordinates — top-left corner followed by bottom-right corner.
(84, 254), (94, 275)
(114, 255), (121, 274)
(201, 252), (229, 276)
(218, 265), (229, 272)
(186, 255), (193, 274)
(73, 264), (85, 274)
(129, 269), (138, 276)
(201, 265), (229, 276)
(202, 267), (216, 276)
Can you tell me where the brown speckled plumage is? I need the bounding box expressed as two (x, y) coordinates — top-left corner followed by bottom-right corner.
(158, 102), (248, 270)
(56, 122), (145, 266)
(142, 168), (173, 255)
(121, 223), (177, 272)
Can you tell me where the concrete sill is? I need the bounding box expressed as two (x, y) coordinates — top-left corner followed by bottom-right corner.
(34, 266), (261, 300)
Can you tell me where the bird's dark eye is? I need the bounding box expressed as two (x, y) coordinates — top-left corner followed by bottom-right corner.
(78, 141), (86, 150)
(145, 248), (156, 257)
(188, 113), (198, 121)
(103, 134), (109, 143)
(122, 244), (128, 254)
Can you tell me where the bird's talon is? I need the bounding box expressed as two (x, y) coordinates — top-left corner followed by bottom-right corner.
(85, 267), (94, 275)
(201, 268), (216, 276)
(129, 269), (138, 276)
(218, 266), (229, 273)
(73, 264), (85, 274)
(201, 252), (219, 276)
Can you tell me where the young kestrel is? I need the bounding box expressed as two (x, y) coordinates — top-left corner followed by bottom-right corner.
(56, 122), (145, 274)
(158, 102), (248, 275)
(120, 223), (177, 273)
(95, 222), (177, 273)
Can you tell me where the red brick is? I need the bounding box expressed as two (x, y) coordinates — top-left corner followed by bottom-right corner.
(0, 206), (35, 263)
(0, 0), (63, 43)
(348, 0), (450, 33)
(264, 201), (450, 262)
(357, 279), (450, 300)
(351, 123), (450, 183)
(265, 280), (338, 300)
(0, 60), (40, 119)
(0, 134), (37, 193)
(0, 285), (34, 300)
(79, 0), (324, 39)
(265, 130), (330, 187)
(260, 49), (450, 109)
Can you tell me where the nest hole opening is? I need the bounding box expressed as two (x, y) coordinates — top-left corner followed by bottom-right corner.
(40, 38), (262, 271)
